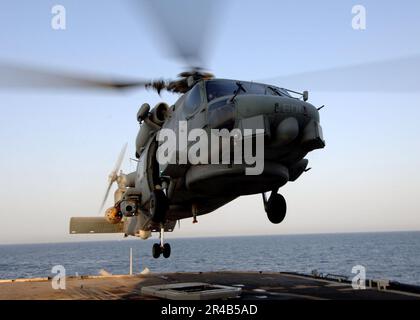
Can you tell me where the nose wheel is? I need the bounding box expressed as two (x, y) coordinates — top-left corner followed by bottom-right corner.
(263, 192), (287, 224)
(152, 227), (171, 259)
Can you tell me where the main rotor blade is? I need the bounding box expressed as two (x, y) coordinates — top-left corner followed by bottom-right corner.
(0, 62), (150, 91)
(265, 55), (420, 93)
(136, 0), (223, 68)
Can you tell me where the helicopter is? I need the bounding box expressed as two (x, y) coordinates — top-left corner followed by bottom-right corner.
(1, 1), (418, 259)
(67, 69), (325, 259)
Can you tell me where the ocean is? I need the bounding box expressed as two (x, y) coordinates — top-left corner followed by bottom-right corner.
(0, 232), (419, 285)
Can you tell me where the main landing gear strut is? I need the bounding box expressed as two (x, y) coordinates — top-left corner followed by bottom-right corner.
(150, 189), (171, 259)
(263, 191), (287, 224)
(152, 226), (171, 259)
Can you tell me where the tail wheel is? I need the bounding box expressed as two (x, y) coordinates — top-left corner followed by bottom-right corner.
(265, 193), (287, 224)
(149, 189), (169, 223)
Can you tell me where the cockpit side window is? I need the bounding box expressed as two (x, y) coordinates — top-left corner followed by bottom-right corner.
(183, 84), (202, 116)
(206, 81), (238, 102)
(206, 80), (281, 102)
(243, 82), (267, 95)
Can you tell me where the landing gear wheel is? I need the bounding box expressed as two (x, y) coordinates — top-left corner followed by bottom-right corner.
(265, 193), (287, 224)
(152, 227), (172, 259)
(149, 190), (169, 223)
(162, 243), (171, 259)
(152, 243), (161, 259)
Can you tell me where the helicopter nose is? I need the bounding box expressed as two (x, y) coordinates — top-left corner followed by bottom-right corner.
(234, 94), (325, 151)
(272, 106), (325, 151)
(300, 118), (325, 151)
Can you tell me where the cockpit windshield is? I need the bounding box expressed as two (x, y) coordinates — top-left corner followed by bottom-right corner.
(206, 79), (289, 102)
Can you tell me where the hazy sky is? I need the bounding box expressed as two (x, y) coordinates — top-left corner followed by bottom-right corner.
(0, 0), (420, 244)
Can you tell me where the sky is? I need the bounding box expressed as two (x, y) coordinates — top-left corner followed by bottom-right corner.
(0, 0), (419, 244)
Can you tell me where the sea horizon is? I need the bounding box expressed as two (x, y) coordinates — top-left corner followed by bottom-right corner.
(1, 229), (419, 247)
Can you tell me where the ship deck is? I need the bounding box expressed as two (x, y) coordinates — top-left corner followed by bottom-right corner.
(1, 271), (419, 300)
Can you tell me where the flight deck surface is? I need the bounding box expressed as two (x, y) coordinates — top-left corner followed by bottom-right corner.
(1, 271), (419, 300)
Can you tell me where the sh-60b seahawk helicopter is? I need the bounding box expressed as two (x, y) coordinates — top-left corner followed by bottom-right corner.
(68, 70), (325, 258)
